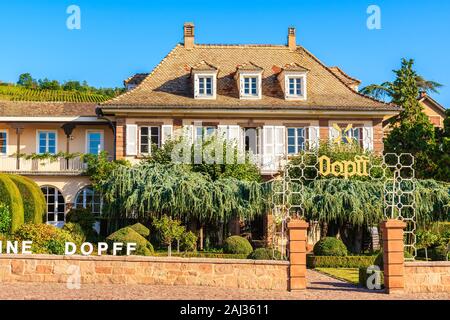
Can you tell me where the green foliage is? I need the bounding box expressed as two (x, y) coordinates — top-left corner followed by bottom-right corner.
(152, 251), (249, 259)
(152, 216), (184, 249)
(223, 236), (253, 255)
(7, 175), (45, 224)
(0, 174), (24, 232)
(17, 73), (36, 88)
(0, 204), (11, 234)
(417, 230), (440, 249)
(66, 208), (96, 231)
(180, 231), (197, 252)
(307, 255), (376, 268)
(13, 224), (74, 255)
(106, 227), (154, 256)
(247, 248), (282, 260)
(128, 223), (150, 238)
(313, 237), (348, 256)
(62, 222), (86, 246)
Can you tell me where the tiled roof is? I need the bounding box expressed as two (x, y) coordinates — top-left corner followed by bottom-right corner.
(329, 66), (361, 87)
(0, 101), (98, 117)
(123, 73), (149, 86)
(103, 44), (398, 112)
(191, 60), (218, 72)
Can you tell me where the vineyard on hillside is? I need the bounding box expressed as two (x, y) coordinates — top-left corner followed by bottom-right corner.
(0, 85), (111, 103)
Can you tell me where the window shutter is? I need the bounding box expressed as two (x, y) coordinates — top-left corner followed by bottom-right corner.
(161, 125), (173, 145)
(217, 125), (228, 140)
(274, 126), (285, 156)
(228, 125), (241, 148)
(125, 124), (138, 156)
(363, 124), (374, 151)
(262, 126), (275, 170)
(329, 123), (340, 143)
(194, 75), (199, 98)
(183, 125), (194, 144)
(308, 126), (320, 149)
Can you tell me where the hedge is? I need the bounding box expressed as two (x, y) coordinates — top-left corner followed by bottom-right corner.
(0, 174), (24, 232)
(152, 252), (249, 259)
(7, 175), (45, 224)
(307, 254), (377, 269)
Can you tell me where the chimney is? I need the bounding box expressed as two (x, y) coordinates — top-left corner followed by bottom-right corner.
(184, 22), (195, 49)
(288, 27), (296, 51)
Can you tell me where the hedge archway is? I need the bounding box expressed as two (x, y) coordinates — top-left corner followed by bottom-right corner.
(7, 175), (45, 224)
(0, 174), (24, 232)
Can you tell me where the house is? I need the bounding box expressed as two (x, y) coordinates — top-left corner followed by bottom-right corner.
(0, 23), (400, 233)
(418, 92), (447, 128)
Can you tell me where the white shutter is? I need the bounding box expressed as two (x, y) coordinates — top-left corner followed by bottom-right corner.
(194, 75), (199, 98)
(363, 124), (374, 151)
(308, 126), (320, 150)
(329, 123), (340, 143)
(126, 124), (138, 156)
(274, 126), (285, 156)
(217, 125), (227, 141)
(183, 125), (194, 144)
(228, 125), (241, 147)
(262, 126), (274, 170)
(161, 125), (173, 145)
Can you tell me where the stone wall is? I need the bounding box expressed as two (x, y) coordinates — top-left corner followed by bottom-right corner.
(404, 261), (450, 293)
(0, 254), (289, 290)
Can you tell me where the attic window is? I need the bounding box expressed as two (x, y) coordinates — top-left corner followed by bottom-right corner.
(239, 73), (262, 99)
(284, 73), (307, 100)
(193, 72), (216, 99)
(243, 77), (258, 96)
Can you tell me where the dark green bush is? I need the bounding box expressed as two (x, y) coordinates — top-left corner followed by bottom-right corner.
(307, 255), (376, 268)
(13, 223), (74, 254)
(313, 237), (348, 256)
(0, 174), (24, 232)
(62, 222), (86, 246)
(7, 175), (45, 224)
(429, 245), (450, 261)
(106, 227), (154, 256)
(247, 248), (282, 260)
(0, 204), (11, 234)
(359, 266), (384, 289)
(128, 223), (150, 238)
(180, 231), (197, 252)
(223, 236), (253, 255)
(65, 208), (96, 231)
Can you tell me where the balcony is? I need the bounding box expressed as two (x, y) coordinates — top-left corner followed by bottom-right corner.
(0, 156), (86, 175)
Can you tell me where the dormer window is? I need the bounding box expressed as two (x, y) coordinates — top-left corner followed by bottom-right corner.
(236, 62), (263, 100)
(191, 61), (218, 100)
(278, 63), (309, 101)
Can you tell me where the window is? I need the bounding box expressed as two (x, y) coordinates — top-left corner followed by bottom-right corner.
(0, 130), (7, 155)
(243, 76), (258, 96)
(285, 75), (306, 100)
(41, 186), (65, 226)
(341, 126), (364, 148)
(195, 126), (216, 142)
(86, 131), (103, 155)
(37, 131), (57, 154)
(198, 76), (213, 96)
(140, 126), (160, 154)
(287, 127), (306, 154)
(75, 186), (103, 215)
(244, 127), (260, 155)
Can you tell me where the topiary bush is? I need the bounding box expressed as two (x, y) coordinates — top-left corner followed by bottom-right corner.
(7, 175), (45, 224)
(247, 248), (283, 260)
(106, 227), (154, 256)
(62, 222), (86, 246)
(223, 236), (253, 255)
(13, 223), (74, 255)
(65, 208), (96, 231)
(313, 237), (348, 256)
(0, 174), (24, 232)
(128, 223), (150, 238)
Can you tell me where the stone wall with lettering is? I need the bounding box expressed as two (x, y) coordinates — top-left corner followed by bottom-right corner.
(0, 254), (289, 290)
(404, 261), (450, 293)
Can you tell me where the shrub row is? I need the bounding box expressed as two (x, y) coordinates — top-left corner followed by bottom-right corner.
(307, 254), (377, 268)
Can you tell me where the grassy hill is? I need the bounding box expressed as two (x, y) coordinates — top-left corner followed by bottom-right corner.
(0, 85), (111, 103)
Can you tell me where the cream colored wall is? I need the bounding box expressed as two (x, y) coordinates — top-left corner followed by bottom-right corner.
(28, 175), (91, 204)
(0, 123), (114, 157)
(420, 100), (445, 128)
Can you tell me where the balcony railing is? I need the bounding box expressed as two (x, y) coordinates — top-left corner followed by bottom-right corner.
(0, 156), (86, 174)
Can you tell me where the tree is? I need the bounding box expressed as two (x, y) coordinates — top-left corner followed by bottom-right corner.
(17, 73), (37, 88)
(152, 216), (185, 256)
(38, 78), (60, 90)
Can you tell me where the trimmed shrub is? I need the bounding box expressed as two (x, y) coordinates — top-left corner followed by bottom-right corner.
(223, 236), (253, 255)
(248, 248), (283, 260)
(13, 223), (74, 255)
(7, 175), (45, 224)
(359, 266), (384, 289)
(62, 222), (86, 246)
(307, 255), (376, 268)
(106, 227), (154, 256)
(374, 250), (414, 270)
(313, 237), (348, 257)
(180, 231), (197, 252)
(0, 174), (24, 232)
(0, 203), (11, 234)
(128, 223), (150, 238)
(65, 208), (96, 231)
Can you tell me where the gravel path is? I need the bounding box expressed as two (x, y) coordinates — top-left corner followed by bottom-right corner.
(0, 270), (448, 300)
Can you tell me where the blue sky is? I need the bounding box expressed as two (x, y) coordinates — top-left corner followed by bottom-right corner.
(0, 0), (449, 107)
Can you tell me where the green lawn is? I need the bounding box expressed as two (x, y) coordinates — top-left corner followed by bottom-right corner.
(315, 268), (360, 285)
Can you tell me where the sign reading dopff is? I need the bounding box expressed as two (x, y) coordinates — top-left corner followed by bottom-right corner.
(0, 241), (137, 256)
(318, 155), (370, 179)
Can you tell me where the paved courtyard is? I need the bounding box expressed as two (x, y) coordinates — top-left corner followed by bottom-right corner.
(0, 270), (448, 300)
